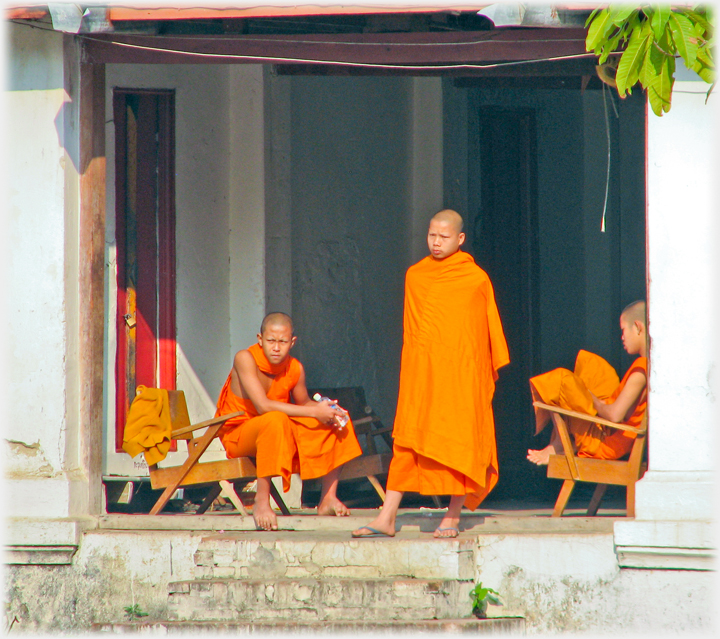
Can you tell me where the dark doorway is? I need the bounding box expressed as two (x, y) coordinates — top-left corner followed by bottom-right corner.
(469, 107), (549, 501)
(113, 89), (176, 450)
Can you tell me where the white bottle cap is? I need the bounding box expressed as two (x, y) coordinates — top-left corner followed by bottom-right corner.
(312, 393), (322, 402)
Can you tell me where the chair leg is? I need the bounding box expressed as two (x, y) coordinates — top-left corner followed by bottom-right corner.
(196, 484), (222, 515)
(553, 479), (576, 517)
(587, 484), (608, 516)
(626, 482), (636, 518)
(269, 480), (291, 516)
(219, 480), (249, 516)
(366, 475), (386, 502)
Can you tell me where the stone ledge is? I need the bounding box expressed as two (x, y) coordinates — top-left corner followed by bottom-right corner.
(4, 545), (78, 565)
(92, 617), (526, 633)
(616, 546), (715, 571)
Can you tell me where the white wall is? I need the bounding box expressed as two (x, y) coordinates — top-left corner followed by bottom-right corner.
(228, 65), (267, 352)
(5, 24), (87, 523)
(103, 64), (237, 475)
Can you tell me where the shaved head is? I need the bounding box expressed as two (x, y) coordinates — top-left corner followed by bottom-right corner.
(431, 209), (464, 233)
(621, 300), (646, 326)
(260, 312), (294, 335)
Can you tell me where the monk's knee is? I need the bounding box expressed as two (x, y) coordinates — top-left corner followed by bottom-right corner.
(259, 411), (293, 438)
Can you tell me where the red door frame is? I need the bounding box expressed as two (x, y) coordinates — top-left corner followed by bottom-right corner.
(114, 89), (176, 451)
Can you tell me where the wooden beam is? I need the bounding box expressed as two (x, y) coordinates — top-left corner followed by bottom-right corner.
(81, 28), (590, 66)
(78, 58), (106, 515)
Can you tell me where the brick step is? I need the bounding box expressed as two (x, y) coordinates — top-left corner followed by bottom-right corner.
(167, 577), (477, 622)
(94, 617), (526, 633)
(193, 532), (475, 581)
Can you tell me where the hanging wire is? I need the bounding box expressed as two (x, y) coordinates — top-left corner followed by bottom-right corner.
(600, 82), (612, 233)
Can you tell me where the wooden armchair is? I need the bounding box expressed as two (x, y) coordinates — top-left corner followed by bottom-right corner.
(308, 386), (393, 502)
(533, 401), (648, 517)
(146, 390), (289, 515)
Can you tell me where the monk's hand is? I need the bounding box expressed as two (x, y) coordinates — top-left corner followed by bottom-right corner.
(315, 400), (341, 426)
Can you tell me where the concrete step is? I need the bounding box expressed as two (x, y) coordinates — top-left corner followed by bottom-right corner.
(91, 617), (525, 635)
(167, 577), (478, 622)
(191, 531), (476, 581)
(94, 617), (526, 633)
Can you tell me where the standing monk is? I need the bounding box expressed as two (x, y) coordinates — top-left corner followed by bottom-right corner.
(352, 209), (509, 539)
(215, 312), (362, 530)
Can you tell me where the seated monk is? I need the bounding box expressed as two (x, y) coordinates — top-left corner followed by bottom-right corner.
(215, 312), (362, 530)
(527, 300), (648, 465)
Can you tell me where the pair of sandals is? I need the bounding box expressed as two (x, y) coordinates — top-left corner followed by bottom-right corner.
(351, 526), (459, 539)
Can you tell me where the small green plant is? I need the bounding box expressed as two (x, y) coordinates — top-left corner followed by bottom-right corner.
(123, 603), (149, 621)
(469, 582), (501, 619)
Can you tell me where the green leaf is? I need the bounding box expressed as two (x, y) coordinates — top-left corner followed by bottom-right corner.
(669, 12), (699, 68)
(696, 45), (714, 69)
(609, 6), (638, 25)
(586, 7), (601, 28)
(683, 9), (712, 37)
(587, 9), (617, 51)
(638, 41), (657, 89)
(616, 22), (653, 97)
(648, 53), (675, 114)
(650, 5), (672, 40)
(692, 59), (715, 84)
(647, 84), (665, 116)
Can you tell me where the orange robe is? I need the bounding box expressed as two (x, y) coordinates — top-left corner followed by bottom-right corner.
(388, 250), (510, 510)
(215, 344), (362, 492)
(530, 350), (648, 460)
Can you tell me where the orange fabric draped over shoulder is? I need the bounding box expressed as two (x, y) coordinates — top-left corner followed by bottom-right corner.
(530, 351), (647, 460)
(215, 344), (362, 491)
(388, 251), (509, 510)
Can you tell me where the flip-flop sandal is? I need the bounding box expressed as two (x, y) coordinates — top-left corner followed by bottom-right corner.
(351, 526), (394, 538)
(434, 526), (459, 538)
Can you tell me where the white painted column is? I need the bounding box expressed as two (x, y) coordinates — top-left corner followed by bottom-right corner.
(6, 25), (91, 559)
(614, 71), (717, 570)
(410, 77), (444, 262)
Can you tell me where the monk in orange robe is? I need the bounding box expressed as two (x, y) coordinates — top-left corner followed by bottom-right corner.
(527, 300), (648, 465)
(352, 209), (509, 539)
(215, 312), (362, 530)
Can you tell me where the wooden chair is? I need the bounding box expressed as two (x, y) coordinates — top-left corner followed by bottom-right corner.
(145, 389), (289, 516)
(308, 386), (393, 502)
(533, 401), (648, 517)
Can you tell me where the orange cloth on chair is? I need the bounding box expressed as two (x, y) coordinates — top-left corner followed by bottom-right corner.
(215, 344), (362, 492)
(122, 385), (172, 466)
(530, 350), (648, 460)
(388, 250), (510, 510)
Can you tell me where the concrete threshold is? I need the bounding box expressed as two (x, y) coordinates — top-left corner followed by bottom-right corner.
(97, 507), (620, 535)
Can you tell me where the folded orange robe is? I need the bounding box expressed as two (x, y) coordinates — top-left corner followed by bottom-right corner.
(388, 250), (510, 510)
(215, 344), (362, 492)
(530, 350), (648, 460)
(122, 385), (172, 466)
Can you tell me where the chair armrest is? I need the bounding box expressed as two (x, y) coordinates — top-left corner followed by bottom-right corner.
(170, 411), (244, 439)
(533, 402), (646, 434)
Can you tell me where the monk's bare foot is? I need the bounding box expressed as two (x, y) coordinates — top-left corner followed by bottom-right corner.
(317, 496), (350, 517)
(351, 517), (395, 538)
(434, 516), (460, 538)
(252, 502), (278, 531)
(527, 445), (554, 465)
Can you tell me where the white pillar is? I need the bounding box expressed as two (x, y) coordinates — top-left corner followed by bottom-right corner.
(614, 71), (717, 570)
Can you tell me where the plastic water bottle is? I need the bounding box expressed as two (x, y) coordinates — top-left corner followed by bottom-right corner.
(312, 393), (349, 428)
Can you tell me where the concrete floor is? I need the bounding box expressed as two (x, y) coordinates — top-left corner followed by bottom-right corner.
(97, 503), (623, 536)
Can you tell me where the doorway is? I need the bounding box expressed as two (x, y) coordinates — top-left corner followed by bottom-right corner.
(469, 106), (546, 500)
(113, 89), (176, 450)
